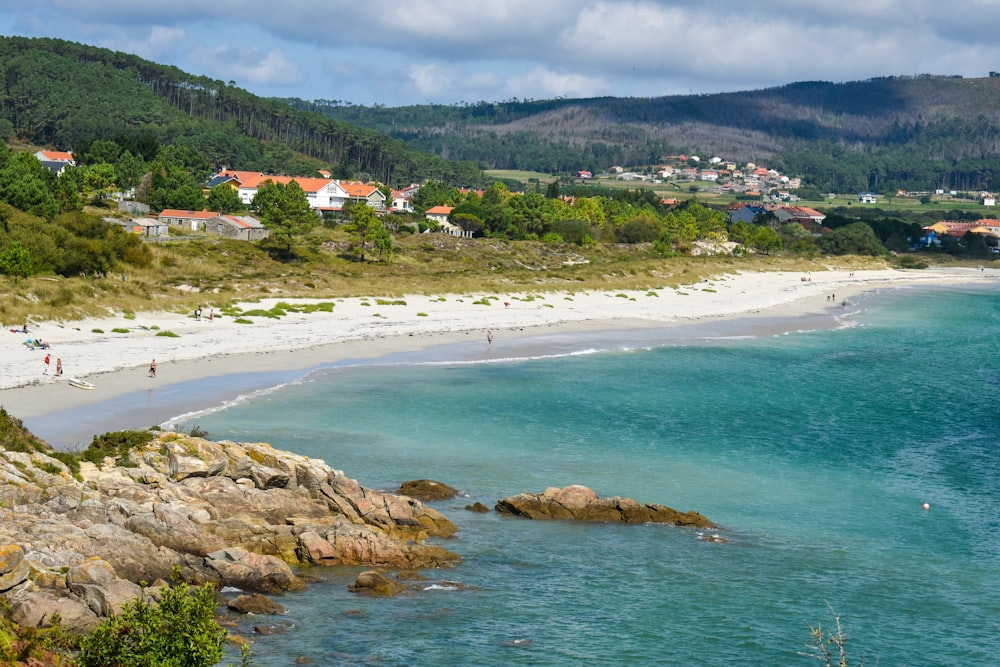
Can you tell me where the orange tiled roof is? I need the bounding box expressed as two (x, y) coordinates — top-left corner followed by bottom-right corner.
(38, 150), (74, 162)
(341, 181), (378, 197)
(219, 170), (334, 194)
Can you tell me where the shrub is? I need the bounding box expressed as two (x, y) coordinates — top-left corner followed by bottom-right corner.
(155, 331), (180, 337)
(80, 429), (155, 466)
(111, 328), (129, 334)
(91, 328), (104, 334)
(0, 407), (49, 455)
(234, 318), (252, 324)
(78, 572), (226, 667)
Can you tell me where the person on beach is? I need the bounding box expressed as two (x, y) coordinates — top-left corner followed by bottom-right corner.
(487, 330), (494, 346)
(149, 359), (157, 378)
(56, 358), (62, 376)
(209, 308), (214, 322)
(44, 353), (50, 374)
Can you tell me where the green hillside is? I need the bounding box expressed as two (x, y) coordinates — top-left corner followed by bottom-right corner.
(292, 76), (1000, 192)
(0, 36), (481, 186)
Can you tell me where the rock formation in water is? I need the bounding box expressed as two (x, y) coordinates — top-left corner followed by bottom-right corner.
(0, 430), (459, 634)
(495, 484), (716, 528)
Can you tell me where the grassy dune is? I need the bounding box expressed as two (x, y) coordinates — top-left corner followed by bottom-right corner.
(0, 228), (896, 326)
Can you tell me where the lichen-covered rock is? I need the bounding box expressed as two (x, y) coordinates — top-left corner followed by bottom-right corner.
(0, 544), (29, 591)
(495, 485), (716, 528)
(0, 430), (464, 636)
(7, 590), (100, 634)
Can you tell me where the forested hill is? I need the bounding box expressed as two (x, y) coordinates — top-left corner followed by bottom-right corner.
(289, 76), (1000, 193)
(0, 36), (480, 185)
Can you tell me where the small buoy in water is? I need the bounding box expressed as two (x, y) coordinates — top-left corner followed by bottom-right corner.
(923, 503), (930, 510)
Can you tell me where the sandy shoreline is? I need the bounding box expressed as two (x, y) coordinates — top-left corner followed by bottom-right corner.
(2, 267), (997, 446)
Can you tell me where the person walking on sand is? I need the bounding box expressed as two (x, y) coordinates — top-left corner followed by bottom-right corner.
(487, 330), (494, 347)
(43, 353), (50, 374)
(149, 359), (157, 378)
(56, 358), (62, 376)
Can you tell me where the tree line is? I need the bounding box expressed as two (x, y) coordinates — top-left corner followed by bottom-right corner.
(0, 36), (482, 188)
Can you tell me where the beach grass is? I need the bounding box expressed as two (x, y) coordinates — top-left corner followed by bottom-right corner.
(0, 228), (930, 326)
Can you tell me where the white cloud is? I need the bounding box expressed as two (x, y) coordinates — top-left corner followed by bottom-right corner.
(192, 45), (303, 87)
(114, 26), (186, 62)
(506, 66), (609, 100)
(6, 0), (1000, 103)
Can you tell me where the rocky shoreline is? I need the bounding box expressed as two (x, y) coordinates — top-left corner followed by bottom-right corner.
(0, 430), (717, 639)
(0, 430), (458, 634)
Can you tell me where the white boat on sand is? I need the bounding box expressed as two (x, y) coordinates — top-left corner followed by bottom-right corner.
(68, 378), (96, 390)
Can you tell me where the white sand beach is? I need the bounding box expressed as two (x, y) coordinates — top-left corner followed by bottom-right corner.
(1, 266), (996, 443)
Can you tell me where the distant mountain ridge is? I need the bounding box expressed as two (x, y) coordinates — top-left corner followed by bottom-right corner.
(292, 75), (1000, 192)
(0, 36), (480, 186)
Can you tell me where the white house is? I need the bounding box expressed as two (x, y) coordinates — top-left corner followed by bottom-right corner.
(214, 170), (348, 212)
(425, 205), (454, 225)
(34, 149), (75, 174)
(390, 189), (414, 213)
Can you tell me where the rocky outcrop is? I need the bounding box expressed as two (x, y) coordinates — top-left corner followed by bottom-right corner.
(495, 485), (717, 528)
(227, 593), (286, 615)
(0, 431), (461, 634)
(398, 479), (459, 501)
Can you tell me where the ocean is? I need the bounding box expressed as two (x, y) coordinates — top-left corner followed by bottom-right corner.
(181, 284), (1000, 666)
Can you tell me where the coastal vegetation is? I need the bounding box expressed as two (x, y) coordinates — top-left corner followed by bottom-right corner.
(77, 572), (226, 667)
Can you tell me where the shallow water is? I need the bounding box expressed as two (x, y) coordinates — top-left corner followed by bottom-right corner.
(187, 284), (1000, 666)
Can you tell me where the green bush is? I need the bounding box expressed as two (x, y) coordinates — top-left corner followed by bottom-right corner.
(155, 331), (180, 337)
(0, 407), (49, 455)
(80, 429), (154, 466)
(111, 328), (129, 334)
(78, 572), (226, 667)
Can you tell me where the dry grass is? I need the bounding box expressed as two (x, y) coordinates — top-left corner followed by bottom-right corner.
(0, 229), (894, 326)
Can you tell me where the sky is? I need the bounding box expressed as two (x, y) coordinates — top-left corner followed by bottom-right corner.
(2, 1), (1000, 107)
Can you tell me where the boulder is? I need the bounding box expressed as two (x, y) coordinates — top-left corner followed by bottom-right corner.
(398, 479), (459, 501)
(465, 502), (490, 513)
(0, 544), (30, 592)
(8, 590), (100, 634)
(205, 547), (305, 594)
(495, 485), (717, 528)
(227, 593), (286, 615)
(349, 570), (405, 597)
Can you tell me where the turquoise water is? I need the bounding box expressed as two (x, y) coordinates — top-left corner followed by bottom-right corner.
(197, 285), (1000, 666)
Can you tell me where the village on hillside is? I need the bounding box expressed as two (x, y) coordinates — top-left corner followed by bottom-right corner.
(30, 149), (1000, 253)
